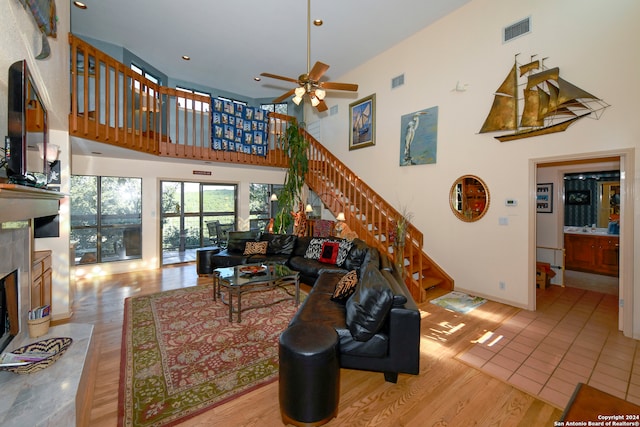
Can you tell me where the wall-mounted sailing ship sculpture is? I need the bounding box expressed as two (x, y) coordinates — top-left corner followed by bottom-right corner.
(479, 54), (609, 142)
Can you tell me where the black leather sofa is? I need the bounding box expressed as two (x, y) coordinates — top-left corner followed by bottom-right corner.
(288, 259), (420, 383)
(208, 231), (421, 382)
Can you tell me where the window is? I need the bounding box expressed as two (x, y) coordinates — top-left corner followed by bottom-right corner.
(177, 86), (211, 112)
(131, 63), (160, 96)
(70, 175), (142, 265)
(261, 103), (288, 115)
(160, 181), (237, 265)
(249, 183), (282, 231)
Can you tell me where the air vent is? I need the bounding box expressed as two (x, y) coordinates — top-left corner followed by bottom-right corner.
(391, 74), (405, 89)
(329, 105), (338, 116)
(503, 17), (531, 43)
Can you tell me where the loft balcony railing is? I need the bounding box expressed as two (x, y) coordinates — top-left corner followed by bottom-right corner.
(69, 34), (289, 168)
(68, 34), (453, 301)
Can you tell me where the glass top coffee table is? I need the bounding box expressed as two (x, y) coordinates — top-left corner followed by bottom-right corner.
(212, 262), (300, 322)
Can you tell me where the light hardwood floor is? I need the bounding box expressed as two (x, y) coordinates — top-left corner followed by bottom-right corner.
(74, 265), (563, 426)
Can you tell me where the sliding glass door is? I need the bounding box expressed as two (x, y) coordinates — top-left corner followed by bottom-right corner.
(161, 181), (237, 265)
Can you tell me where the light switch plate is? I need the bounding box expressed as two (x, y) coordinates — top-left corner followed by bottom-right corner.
(505, 199), (517, 206)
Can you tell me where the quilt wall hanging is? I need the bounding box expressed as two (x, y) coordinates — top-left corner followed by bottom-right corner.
(211, 98), (270, 157)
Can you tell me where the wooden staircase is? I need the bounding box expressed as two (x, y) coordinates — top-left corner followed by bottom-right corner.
(294, 123), (453, 302)
(68, 34), (453, 303)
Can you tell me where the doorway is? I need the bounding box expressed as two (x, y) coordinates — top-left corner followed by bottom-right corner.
(534, 150), (632, 335)
(160, 181), (237, 265)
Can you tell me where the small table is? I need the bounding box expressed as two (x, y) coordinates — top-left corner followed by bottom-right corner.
(212, 262), (300, 322)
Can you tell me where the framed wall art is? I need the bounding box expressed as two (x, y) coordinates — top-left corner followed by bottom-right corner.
(349, 94), (375, 150)
(566, 190), (591, 205)
(536, 183), (553, 213)
(399, 106), (438, 166)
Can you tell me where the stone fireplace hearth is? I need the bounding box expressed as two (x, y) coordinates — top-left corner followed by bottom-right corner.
(0, 184), (95, 426)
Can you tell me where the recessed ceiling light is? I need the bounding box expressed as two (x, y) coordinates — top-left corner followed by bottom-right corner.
(313, 19), (323, 26)
(254, 77), (261, 81)
(74, 1), (87, 9)
(181, 55), (191, 61)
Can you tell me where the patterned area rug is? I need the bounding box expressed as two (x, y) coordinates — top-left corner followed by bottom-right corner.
(118, 284), (301, 427)
(430, 291), (487, 314)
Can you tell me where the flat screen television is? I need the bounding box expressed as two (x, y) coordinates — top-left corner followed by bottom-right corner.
(5, 59), (49, 187)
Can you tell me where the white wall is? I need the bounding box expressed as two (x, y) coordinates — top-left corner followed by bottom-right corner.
(1, 1), (72, 320)
(305, 0), (639, 332)
(72, 154), (285, 275)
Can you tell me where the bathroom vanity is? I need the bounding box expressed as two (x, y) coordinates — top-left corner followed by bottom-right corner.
(564, 228), (619, 276)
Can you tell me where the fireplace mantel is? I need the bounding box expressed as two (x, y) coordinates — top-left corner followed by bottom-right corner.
(0, 184), (64, 223)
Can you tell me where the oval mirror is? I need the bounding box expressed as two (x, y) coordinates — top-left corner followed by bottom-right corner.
(449, 175), (490, 222)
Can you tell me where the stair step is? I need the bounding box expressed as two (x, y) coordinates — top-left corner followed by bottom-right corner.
(422, 276), (444, 290)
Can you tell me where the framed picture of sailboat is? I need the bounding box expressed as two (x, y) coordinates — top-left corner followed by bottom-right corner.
(349, 94), (376, 150)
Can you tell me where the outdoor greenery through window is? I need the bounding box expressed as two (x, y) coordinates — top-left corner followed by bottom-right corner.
(249, 183), (282, 232)
(161, 181), (237, 264)
(70, 175), (142, 265)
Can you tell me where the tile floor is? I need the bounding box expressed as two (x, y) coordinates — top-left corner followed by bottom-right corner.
(457, 273), (639, 409)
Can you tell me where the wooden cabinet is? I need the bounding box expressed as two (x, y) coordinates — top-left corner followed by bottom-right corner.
(564, 234), (619, 276)
(32, 250), (52, 309)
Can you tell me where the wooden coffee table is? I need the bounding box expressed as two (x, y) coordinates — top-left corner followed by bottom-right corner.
(212, 262), (300, 322)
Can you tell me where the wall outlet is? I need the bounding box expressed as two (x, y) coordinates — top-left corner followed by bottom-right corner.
(499, 281), (506, 290)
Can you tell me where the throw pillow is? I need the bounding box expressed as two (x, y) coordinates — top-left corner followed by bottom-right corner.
(313, 219), (335, 238)
(319, 241), (340, 264)
(345, 265), (393, 341)
(331, 270), (358, 303)
(336, 240), (353, 266)
(243, 241), (268, 255)
(304, 237), (327, 260)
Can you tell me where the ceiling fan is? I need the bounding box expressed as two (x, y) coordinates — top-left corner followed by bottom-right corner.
(260, 0), (358, 112)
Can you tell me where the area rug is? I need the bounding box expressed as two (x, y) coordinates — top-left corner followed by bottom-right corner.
(430, 291), (487, 314)
(118, 284), (302, 427)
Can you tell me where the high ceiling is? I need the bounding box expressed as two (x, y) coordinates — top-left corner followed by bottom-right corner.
(70, 0), (471, 102)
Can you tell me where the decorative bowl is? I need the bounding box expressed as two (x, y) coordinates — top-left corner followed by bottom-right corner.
(239, 265), (267, 275)
(0, 337), (73, 374)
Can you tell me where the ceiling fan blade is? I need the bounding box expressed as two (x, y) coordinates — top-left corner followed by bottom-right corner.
(316, 99), (328, 112)
(260, 72), (298, 84)
(308, 61), (330, 82)
(273, 88), (295, 103)
(320, 81), (359, 92)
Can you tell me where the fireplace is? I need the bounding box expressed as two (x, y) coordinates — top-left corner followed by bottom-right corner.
(0, 185), (95, 426)
(0, 269), (19, 353)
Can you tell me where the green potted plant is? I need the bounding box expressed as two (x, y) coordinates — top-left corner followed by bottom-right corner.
(274, 119), (309, 234)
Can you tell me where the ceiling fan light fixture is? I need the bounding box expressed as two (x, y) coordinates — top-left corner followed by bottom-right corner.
(294, 87), (306, 97)
(310, 96), (320, 107)
(292, 95), (303, 105)
(315, 88), (326, 100)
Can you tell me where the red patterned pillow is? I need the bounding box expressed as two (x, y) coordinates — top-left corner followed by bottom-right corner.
(319, 241), (340, 264)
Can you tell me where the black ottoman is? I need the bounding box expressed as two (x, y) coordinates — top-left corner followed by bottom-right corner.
(195, 246), (221, 276)
(279, 323), (340, 426)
